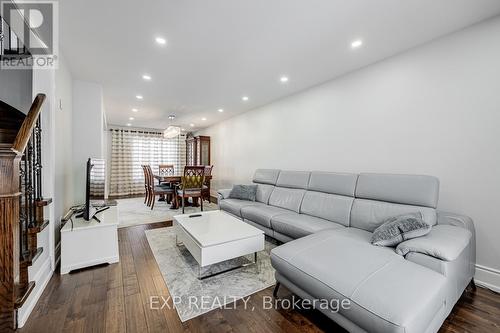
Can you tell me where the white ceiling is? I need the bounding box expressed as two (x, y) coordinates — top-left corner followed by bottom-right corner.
(60, 0), (500, 131)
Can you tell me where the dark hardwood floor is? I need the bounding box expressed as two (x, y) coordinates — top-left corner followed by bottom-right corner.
(19, 222), (500, 333)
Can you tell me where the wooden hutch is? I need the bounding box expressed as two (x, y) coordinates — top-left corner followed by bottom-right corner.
(186, 135), (210, 166)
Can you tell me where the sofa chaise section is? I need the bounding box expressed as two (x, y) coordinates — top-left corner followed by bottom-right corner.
(271, 229), (448, 333)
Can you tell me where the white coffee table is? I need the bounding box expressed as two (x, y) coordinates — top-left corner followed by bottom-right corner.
(173, 210), (265, 279)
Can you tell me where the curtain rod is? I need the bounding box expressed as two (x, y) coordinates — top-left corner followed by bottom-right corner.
(109, 128), (163, 135)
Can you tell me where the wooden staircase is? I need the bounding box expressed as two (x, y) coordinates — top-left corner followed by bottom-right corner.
(0, 94), (50, 331)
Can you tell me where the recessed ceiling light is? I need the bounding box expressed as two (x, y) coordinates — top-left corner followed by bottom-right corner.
(242, 96), (249, 101)
(142, 74), (152, 81)
(132, 108), (139, 112)
(127, 123), (132, 126)
(201, 117), (207, 121)
(218, 108), (224, 113)
(351, 39), (363, 49)
(155, 37), (167, 45)
(136, 95), (143, 100)
(280, 76), (289, 83)
(129, 117), (134, 120)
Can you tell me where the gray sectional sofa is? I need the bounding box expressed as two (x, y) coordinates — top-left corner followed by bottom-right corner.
(217, 169), (475, 333)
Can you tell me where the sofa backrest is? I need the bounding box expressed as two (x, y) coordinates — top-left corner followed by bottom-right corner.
(268, 171), (309, 212)
(252, 169), (280, 204)
(249, 170), (440, 231)
(350, 173), (439, 232)
(300, 172), (357, 226)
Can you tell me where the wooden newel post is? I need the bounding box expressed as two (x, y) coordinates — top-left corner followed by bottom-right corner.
(0, 149), (22, 332)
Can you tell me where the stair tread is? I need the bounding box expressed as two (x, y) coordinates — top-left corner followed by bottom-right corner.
(28, 219), (49, 234)
(14, 281), (35, 309)
(34, 198), (52, 207)
(22, 247), (43, 265)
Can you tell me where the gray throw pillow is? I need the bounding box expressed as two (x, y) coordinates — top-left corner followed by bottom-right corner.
(371, 213), (431, 247)
(228, 185), (257, 201)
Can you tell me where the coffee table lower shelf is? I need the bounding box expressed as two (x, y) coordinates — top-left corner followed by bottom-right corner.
(173, 218), (264, 280)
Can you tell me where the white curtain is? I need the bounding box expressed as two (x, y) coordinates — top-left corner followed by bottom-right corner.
(109, 129), (186, 196)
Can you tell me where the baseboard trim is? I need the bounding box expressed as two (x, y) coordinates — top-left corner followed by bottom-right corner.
(17, 257), (53, 328)
(475, 264), (500, 293)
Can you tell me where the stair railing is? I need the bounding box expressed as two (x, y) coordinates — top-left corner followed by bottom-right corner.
(0, 94), (48, 332)
(0, 14), (28, 57)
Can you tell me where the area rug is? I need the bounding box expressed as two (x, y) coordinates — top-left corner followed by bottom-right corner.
(145, 227), (276, 322)
(117, 197), (218, 228)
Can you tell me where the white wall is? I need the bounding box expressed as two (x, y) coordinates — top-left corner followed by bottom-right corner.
(18, 66), (106, 328)
(71, 80), (105, 203)
(0, 68), (32, 112)
(53, 55), (74, 249)
(200, 17), (500, 290)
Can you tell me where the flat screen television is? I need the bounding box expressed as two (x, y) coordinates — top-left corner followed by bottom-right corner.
(83, 158), (97, 220)
(75, 158), (108, 222)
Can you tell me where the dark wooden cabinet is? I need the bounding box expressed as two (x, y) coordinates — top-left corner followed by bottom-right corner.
(186, 135), (210, 166)
(197, 136), (211, 166)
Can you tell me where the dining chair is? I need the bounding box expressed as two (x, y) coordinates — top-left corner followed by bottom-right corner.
(158, 164), (176, 202)
(176, 166), (205, 214)
(141, 165), (150, 205)
(159, 164), (175, 177)
(202, 165), (213, 202)
(145, 165), (174, 210)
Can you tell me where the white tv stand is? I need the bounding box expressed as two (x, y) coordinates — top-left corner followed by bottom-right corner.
(61, 205), (119, 274)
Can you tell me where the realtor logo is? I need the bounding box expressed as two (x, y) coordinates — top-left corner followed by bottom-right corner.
(1, 0), (58, 69)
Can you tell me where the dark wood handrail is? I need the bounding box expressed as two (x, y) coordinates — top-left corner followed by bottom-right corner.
(12, 94), (45, 155)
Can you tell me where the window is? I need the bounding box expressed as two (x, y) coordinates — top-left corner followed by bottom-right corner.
(109, 129), (186, 196)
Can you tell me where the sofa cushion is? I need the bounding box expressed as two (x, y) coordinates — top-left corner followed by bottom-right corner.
(268, 187), (305, 213)
(300, 191), (353, 226)
(271, 229), (447, 333)
(350, 199), (437, 232)
(271, 213), (344, 239)
(308, 171), (358, 196)
(276, 170), (310, 189)
(355, 173), (439, 208)
(371, 213), (431, 247)
(219, 198), (259, 217)
(253, 169), (280, 185)
(255, 183), (275, 204)
(241, 203), (290, 228)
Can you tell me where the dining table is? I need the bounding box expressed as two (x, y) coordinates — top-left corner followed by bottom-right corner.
(153, 174), (212, 209)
